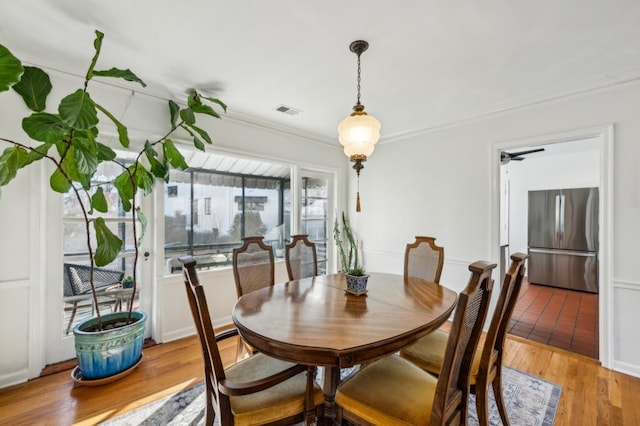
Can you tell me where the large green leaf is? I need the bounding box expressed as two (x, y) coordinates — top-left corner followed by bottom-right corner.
(179, 107), (195, 125)
(191, 103), (221, 119)
(95, 141), (117, 161)
(59, 89), (98, 131)
(163, 139), (188, 169)
(144, 142), (167, 179)
(91, 186), (108, 213)
(0, 147), (28, 186)
(85, 30), (104, 82)
(72, 138), (99, 176)
(187, 91), (225, 118)
(181, 125), (204, 151)
(22, 112), (68, 143)
(0, 44), (23, 93)
(23, 143), (52, 166)
(11, 66), (51, 112)
(60, 147), (91, 189)
(185, 123), (212, 144)
(114, 169), (134, 211)
(200, 95), (227, 113)
(168, 100), (180, 128)
(49, 168), (72, 193)
(132, 162), (154, 195)
(94, 102), (129, 148)
(92, 68), (146, 87)
(94, 217), (123, 266)
(137, 207), (147, 246)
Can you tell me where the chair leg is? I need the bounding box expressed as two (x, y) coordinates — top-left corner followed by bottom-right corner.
(474, 383), (491, 426)
(493, 369), (510, 426)
(205, 382), (215, 426)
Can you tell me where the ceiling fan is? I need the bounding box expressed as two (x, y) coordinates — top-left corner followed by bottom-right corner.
(500, 148), (545, 164)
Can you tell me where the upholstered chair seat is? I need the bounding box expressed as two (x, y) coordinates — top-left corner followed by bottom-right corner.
(335, 354), (438, 425)
(225, 353), (324, 425)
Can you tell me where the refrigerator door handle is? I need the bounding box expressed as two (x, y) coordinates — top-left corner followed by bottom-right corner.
(529, 248), (597, 257)
(554, 194), (561, 244)
(559, 194), (565, 242)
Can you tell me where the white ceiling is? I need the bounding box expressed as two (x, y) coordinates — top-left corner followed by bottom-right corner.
(2, 1), (640, 146)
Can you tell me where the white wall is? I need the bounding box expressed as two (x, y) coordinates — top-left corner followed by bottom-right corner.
(355, 81), (640, 378)
(506, 144), (601, 255)
(0, 70), (348, 388)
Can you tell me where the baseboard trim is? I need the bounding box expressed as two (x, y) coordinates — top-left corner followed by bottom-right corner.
(613, 360), (640, 379)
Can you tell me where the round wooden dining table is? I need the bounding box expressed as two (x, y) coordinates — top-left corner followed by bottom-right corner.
(232, 272), (458, 422)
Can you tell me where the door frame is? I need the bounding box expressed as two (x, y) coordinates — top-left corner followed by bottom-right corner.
(490, 124), (614, 368)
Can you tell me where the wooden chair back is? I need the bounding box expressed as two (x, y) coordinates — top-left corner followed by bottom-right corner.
(474, 252), (528, 424)
(285, 234), (318, 281)
(232, 236), (275, 297)
(404, 236), (445, 283)
(431, 260), (497, 425)
(180, 256), (231, 424)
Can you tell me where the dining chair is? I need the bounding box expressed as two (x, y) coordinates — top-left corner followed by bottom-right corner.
(399, 253), (528, 426)
(232, 236), (275, 359)
(404, 236), (445, 283)
(232, 236), (275, 297)
(179, 256), (324, 426)
(335, 260), (497, 425)
(285, 234), (318, 281)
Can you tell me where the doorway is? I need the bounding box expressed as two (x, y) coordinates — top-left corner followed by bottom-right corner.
(492, 125), (613, 366)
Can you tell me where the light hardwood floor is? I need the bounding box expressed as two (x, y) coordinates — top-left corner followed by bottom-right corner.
(1, 333), (639, 425)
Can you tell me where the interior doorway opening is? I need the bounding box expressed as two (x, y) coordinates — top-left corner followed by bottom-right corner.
(493, 125), (613, 365)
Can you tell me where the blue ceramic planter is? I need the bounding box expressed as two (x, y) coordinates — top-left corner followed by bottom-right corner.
(345, 274), (369, 295)
(73, 311), (146, 380)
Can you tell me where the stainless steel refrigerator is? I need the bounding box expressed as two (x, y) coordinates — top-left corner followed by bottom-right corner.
(527, 187), (599, 293)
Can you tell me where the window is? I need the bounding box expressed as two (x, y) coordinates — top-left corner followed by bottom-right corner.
(301, 175), (330, 275)
(164, 167), (291, 273)
(62, 158), (140, 334)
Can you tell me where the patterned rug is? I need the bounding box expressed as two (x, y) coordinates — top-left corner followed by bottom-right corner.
(100, 366), (561, 425)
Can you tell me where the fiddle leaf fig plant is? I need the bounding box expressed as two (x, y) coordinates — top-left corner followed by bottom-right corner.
(0, 30), (226, 330)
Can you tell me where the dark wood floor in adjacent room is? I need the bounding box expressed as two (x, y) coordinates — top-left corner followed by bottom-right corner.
(509, 278), (598, 359)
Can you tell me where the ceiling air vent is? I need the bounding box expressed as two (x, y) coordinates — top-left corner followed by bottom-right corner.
(274, 105), (302, 116)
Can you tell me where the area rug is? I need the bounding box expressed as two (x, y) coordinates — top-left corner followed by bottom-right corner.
(100, 366), (561, 425)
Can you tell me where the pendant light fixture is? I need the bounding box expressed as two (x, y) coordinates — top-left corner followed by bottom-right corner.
(338, 40), (381, 212)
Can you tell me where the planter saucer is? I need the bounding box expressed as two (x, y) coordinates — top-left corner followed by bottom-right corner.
(345, 289), (368, 296)
(71, 354), (143, 387)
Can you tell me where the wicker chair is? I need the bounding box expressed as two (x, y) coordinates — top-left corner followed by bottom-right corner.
(335, 260), (497, 425)
(232, 236), (275, 358)
(399, 253), (528, 425)
(285, 234), (318, 281)
(404, 236), (445, 283)
(180, 256), (323, 425)
(63, 263), (124, 334)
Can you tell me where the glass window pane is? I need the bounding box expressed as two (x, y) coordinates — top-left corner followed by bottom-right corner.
(164, 163), (291, 273)
(301, 176), (329, 275)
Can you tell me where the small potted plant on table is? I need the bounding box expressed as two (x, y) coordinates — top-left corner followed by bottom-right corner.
(333, 211), (368, 295)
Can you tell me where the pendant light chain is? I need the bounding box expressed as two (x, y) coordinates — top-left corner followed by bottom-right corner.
(356, 51), (362, 106)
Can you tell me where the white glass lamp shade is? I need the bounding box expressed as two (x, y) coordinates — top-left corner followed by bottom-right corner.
(338, 113), (381, 158)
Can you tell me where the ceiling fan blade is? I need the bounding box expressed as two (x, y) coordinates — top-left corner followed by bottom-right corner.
(511, 148), (545, 157)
